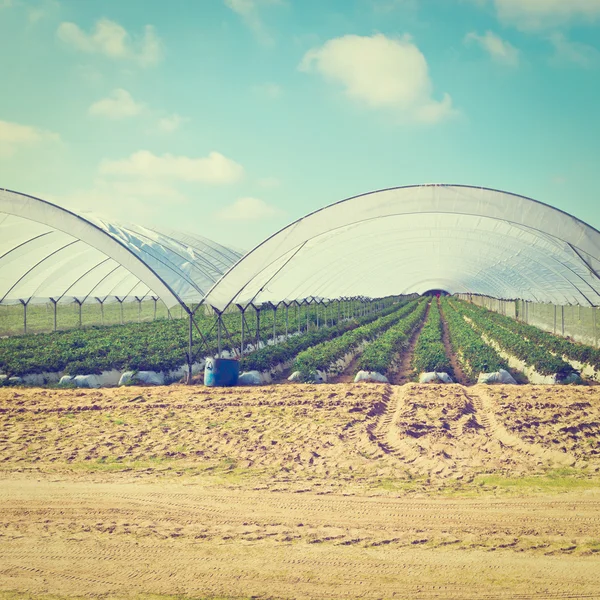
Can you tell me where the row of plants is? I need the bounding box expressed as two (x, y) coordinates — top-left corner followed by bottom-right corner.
(355, 300), (429, 376)
(440, 298), (508, 383)
(411, 300), (453, 376)
(0, 300), (385, 377)
(293, 300), (424, 380)
(459, 301), (600, 371)
(239, 301), (410, 373)
(450, 299), (575, 378)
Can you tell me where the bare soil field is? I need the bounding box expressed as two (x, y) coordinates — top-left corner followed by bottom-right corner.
(1, 383), (600, 599)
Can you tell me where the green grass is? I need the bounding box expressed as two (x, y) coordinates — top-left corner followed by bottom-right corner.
(472, 469), (600, 494)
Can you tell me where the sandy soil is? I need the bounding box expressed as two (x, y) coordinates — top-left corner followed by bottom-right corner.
(1, 383), (600, 599)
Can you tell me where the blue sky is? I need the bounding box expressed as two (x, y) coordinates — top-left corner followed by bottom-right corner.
(1, 0), (599, 249)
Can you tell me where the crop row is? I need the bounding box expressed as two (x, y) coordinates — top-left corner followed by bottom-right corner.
(355, 300), (429, 376)
(240, 300), (409, 373)
(440, 298), (508, 383)
(0, 300), (378, 377)
(293, 300), (422, 379)
(461, 302), (600, 371)
(411, 300), (453, 375)
(450, 299), (575, 378)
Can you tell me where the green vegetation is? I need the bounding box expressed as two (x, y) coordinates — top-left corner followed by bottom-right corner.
(411, 300), (453, 375)
(355, 300), (428, 375)
(293, 300), (421, 379)
(440, 298), (508, 383)
(240, 300), (409, 372)
(453, 299), (575, 378)
(465, 301), (600, 371)
(0, 300), (363, 378)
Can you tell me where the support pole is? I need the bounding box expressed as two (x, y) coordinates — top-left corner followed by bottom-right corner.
(306, 304), (309, 332)
(240, 307), (245, 357)
(256, 307), (261, 348)
(272, 305), (277, 344)
(20, 299), (27, 334)
(217, 312), (222, 357)
(50, 298), (57, 332)
(285, 304), (289, 338)
(187, 312), (193, 384)
(75, 299), (82, 327)
(153, 297), (158, 321)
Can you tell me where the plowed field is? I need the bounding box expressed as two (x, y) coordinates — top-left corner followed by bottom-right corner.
(1, 383), (600, 599)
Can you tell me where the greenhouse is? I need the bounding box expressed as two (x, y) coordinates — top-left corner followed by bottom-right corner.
(0, 188), (243, 324)
(202, 184), (600, 312)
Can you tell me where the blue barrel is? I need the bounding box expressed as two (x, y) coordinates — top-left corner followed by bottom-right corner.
(204, 357), (240, 387)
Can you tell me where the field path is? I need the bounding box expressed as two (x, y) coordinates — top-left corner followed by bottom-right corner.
(2, 475), (600, 599)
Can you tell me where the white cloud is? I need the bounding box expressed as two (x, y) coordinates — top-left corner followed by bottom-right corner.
(464, 31), (520, 66)
(157, 113), (188, 133)
(57, 18), (163, 67)
(253, 82), (283, 98)
(224, 0), (283, 44)
(216, 197), (282, 220)
(0, 120), (60, 157)
(88, 89), (145, 119)
(299, 34), (457, 124)
(549, 33), (600, 68)
(99, 150), (244, 184)
(472, 0), (600, 29)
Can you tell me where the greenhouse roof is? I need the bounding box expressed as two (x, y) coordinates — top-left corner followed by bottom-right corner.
(202, 184), (600, 311)
(0, 188), (242, 310)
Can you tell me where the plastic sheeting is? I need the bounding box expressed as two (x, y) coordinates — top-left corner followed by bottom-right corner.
(0, 189), (242, 309)
(202, 185), (600, 311)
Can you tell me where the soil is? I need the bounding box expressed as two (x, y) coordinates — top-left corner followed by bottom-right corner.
(390, 301), (431, 384)
(1, 383), (600, 599)
(438, 298), (469, 385)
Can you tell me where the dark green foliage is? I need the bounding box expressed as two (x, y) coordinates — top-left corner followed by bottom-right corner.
(411, 301), (453, 375)
(356, 300), (428, 375)
(452, 299), (575, 378)
(293, 301), (421, 377)
(440, 298), (508, 383)
(240, 302), (407, 372)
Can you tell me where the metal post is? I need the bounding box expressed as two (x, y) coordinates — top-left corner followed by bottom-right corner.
(217, 313), (222, 357)
(240, 307), (245, 357)
(337, 300), (341, 324)
(316, 303), (319, 329)
(256, 308), (261, 348)
(138, 298), (142, 323)
(153, 297), (158, 321)
(285, 304), (289, 338)
(561, 305), (565, 336)
(76, 300), (82, 327)
(273, 305), (277, 344)
(296, 302), (300, 334)
(306, 304), (309, 332)
(50, 298), (57, 332)
(118, 298), (124, 324)
(187, 312), (193, 384)
(20, 299), (27, 334)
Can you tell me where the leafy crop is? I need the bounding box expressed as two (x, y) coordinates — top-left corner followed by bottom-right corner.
(411, 300), (453, 375)
(440, 298), (508, 383)
(240, 301), (409, 372)
(451, 299), (575, 378)
(293, 300), (421, 377)
(356, 300), (428, 375)
(0, 300), (367, 377)
(460, 302), (600, 372)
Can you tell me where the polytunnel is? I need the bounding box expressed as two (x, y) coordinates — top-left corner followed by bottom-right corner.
(0, 188), (242, 311)
(202, 184), (600, 311)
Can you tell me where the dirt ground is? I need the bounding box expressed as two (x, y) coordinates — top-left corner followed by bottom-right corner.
(1, 382), (600, 599)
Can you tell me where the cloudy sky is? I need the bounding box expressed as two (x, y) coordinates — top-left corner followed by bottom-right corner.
(1, 0), (599, 249)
